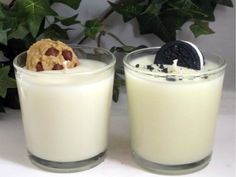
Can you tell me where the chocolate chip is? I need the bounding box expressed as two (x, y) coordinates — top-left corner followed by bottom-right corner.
(135, 64), (140, 68)
(45, 47), (59, 57)
(74, 63), (77, 67)
(62, 50), (72, 61)
(36, 62), (44, 72)
(147, 65), (154, 71)
(166, 76), (176, 82)
(162, 68), (168, 73)
(52, 64), (64, 70)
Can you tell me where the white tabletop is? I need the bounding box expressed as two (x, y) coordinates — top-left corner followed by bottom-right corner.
(0, 89), (235, 177)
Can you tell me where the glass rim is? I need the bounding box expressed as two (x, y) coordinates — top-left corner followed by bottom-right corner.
(13, 45), (116, 77)
(123, 47), (226, 77)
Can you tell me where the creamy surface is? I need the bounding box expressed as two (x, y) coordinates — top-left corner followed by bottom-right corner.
(125, 55), (224, 165)
(16, 59), (114, 162)
(130, 55), (218, 75)
(43, 59), (107, 73)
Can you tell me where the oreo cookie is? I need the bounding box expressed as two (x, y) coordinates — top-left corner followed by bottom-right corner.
(154, 40), (204, 70)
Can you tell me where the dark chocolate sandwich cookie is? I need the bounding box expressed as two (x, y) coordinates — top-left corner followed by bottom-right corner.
(154, 40), (204, 70)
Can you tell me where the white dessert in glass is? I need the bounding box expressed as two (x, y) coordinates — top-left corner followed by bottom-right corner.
(13, 46), (116, 172)
(123, 46), (226, 175)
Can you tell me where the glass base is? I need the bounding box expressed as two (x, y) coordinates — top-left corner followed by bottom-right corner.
(132, 151), (211, 175)
(29, 151), (106, 173)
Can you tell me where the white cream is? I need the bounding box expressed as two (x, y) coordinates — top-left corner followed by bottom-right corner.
(16, 59), (114, 162)
(125, 55), (224, 165)
(131, 55), (217, 76)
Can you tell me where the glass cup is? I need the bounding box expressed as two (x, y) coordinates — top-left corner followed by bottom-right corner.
(123, 47), (226, 175)
(13, 46), (116, 172)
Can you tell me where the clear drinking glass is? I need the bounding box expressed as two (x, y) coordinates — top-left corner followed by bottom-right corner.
(123, 47), (226, 175)
(13, 46), (116, 172)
